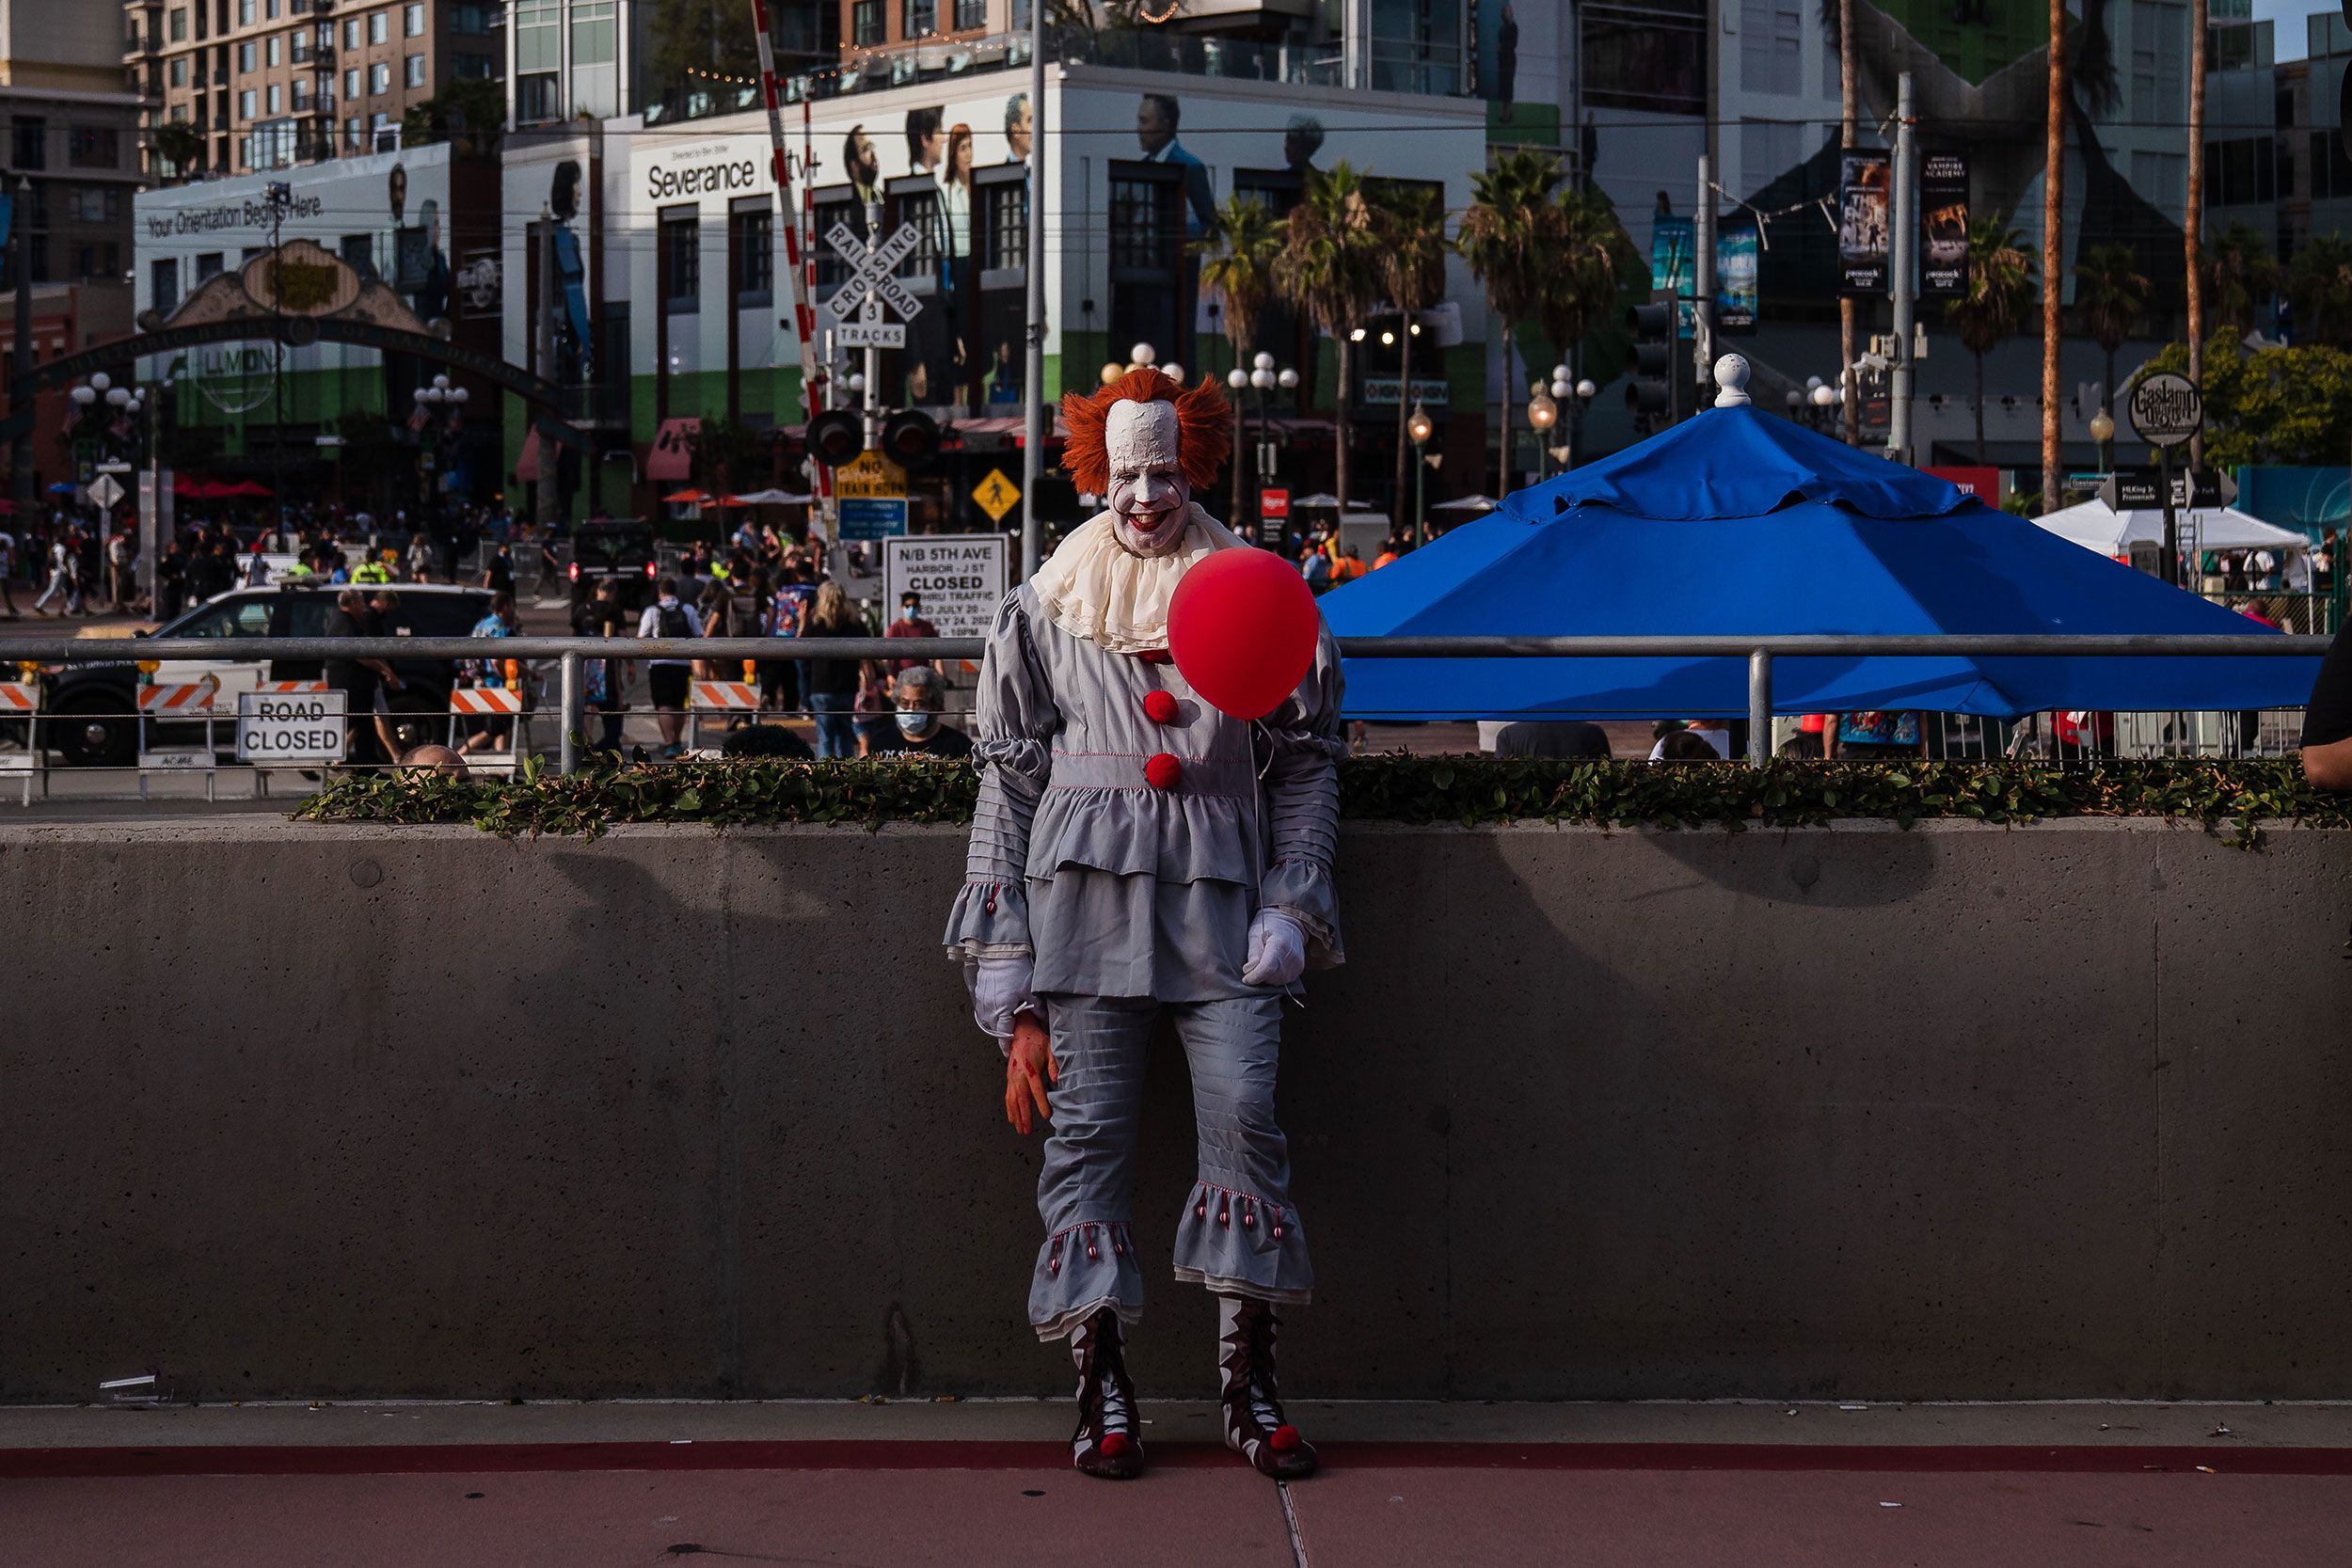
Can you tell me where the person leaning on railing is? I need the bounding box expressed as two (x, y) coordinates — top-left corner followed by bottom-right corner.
(2300, 622), (2352, 788)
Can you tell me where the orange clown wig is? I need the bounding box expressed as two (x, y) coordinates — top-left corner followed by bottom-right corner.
(1060, 368), (1232, 498)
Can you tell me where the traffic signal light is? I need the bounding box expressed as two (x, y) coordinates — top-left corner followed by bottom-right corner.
(804, 409), (865, 467)
(1625, 297), (1676, 422)
(880, 408), (941, 469)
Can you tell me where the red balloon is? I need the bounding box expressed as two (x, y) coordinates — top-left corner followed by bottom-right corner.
(1168, 546), (1321, 721)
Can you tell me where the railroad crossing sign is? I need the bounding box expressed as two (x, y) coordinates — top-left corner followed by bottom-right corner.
(824, 221), (924, 351)
(2127, 372), (2201, 449)
(971, 468), (1020, 523)
(86, 474), (124, 510)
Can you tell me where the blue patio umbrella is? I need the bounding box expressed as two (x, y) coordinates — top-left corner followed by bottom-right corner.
(1322, 393), (2320, 721)
(45, 483), (77, 495)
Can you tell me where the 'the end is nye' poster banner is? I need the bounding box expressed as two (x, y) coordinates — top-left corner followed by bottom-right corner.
(1716, 217), (1759, 335)
(1838, 150), (1890, 296)
(1920, 152), (1970, 298)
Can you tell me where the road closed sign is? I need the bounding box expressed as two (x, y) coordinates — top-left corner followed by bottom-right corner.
(883, 534), (1009, 639)
(236, 689), (347, 764)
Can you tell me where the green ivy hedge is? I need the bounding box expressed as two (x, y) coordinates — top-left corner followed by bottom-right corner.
(294, 754), (2349, 846)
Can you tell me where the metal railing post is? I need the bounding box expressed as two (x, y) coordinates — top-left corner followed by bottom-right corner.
(558, 652), (582, 776)
(1746, 649), (1772, 768)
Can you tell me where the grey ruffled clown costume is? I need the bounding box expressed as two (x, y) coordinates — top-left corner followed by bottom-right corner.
(944, 372), (1343, 1481)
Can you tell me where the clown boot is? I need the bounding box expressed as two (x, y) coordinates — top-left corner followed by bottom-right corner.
(1069, 1307), (1145, 1480)
(1217, 1295), (1316, 1480)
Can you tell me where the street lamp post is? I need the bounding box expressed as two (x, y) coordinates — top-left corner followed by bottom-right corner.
(68, 372), (147, 608)
(2089, 407), (2116, 476)
(1406, 399), (1434, 546)
(1224, 352), (1295, 546)
(1567, 376), (1597, 468)
(410, 373), (470, 531)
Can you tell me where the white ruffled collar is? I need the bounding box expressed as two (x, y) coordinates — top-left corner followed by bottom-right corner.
(1029, 504), (1247, 653)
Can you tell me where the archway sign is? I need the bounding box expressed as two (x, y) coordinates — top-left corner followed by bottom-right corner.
(8, 240), (584, 450)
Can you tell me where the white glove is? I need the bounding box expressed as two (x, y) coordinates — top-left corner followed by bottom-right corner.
(1241, 909), (1308, 989)
(970, 955), (1041, 1042)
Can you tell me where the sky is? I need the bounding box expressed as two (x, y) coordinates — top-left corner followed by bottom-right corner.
(2255, 0), (2336, 61)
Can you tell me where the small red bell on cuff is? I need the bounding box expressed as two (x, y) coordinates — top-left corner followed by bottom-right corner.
(1141, 689), (1179, 725)
(1143, 752), (1184, 790)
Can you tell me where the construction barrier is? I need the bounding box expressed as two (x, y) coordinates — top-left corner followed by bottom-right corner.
(137, 682), (219, 801)
(0, 683), (36, 805)
(448, 686), (526, 775)
(689, 681), (760, 751)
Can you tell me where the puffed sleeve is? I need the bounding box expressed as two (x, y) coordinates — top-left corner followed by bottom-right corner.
(1256, 624), (1345, 968)
(943, 588), (1061, 958)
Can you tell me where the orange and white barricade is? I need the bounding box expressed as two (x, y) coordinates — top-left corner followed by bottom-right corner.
(136, 681), (219, 800)
(448, 686), (526, 773)
(256, 680), (330, 694)
(689, 680), (758, 752)
(0, 683), (37, 804)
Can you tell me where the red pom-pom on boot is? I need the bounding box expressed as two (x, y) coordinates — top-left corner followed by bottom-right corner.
(1217, 1296), (1318, 1480)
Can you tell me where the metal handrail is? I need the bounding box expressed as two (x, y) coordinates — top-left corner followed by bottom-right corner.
(7, 634), (2328, 774)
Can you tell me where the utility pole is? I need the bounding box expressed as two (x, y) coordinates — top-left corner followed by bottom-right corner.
(861, 198), (884, 450)
(536, 203), (557, 535)
(1838, 0), (1859, 445)
(1888, 71), (1917, 467)
(10, 176), (31, 527)
(1020, 0), (1046, 579)
(2186, 0), (2207, 469)
(1693, 153), (1715, 399)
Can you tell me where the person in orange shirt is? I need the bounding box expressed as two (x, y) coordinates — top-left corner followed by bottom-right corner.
(1327, 545), (1368, 585)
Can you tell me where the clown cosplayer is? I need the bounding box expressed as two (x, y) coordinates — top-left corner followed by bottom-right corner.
(943, 369), (1344, 1481)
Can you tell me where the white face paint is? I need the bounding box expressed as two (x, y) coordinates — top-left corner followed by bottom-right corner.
(1104, 399), (1190, 558)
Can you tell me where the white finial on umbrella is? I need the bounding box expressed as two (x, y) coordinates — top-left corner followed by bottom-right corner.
(1713, 354), (1752, 408)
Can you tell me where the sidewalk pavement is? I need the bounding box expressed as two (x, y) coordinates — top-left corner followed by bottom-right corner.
(5, 1400), (2350, 1567)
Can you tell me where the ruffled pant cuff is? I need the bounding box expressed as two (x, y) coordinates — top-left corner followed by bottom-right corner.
(1028, 1222), (1147, 1341)
(1171, 1180), (1313, 1306)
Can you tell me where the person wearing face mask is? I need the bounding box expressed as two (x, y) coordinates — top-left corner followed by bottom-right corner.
(945, 368), (1343, 1485)
(874, 665), (972, 758)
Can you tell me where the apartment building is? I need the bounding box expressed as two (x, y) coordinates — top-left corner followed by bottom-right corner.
(122, 0), (501, 180)
(0, 0), (143, 286)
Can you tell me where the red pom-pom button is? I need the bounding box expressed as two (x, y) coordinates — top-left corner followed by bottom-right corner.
(1100, 1432), (1134, 1458)
(1141, 689), (1179, 725)
(1268, 1425), (1301, 1452)
(1143, 752), (1184, 790)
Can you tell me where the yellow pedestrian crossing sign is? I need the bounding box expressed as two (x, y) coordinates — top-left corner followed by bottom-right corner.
(972, 468), (1021, 523)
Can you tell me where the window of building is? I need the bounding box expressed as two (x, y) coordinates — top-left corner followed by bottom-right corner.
(266, 83), (280, 113)
(169, 7), (186, 40)
(152, 257), (181, 315)
(170, 56), (189, 87)
(68, 126), (120, 168)
(266, 33), (280, 65)
(2130, 148), (2186, 213)
(370, 61), (389, 94)
(405, 53), (424, 87)
(1740, 119), (1808, 195)
(515, 0), (559, 72)
(954, 0), (983, 28)
(239, 0), (255, 22)
(904, 0), (937, 35)
(343, 17), (358, 47)
(343, 116), (360, 150)
(267, 0), (279, 15)
(2130, 1), (2185, 125)
(196, 250), (224, 281)
(343, 67), (359, 99)
(293, 77), (310, 109)
(983, 177), (1027, 272)
(239, 88), (257, 119)
(572, 0), (616, 63)
(404, 2), (422, 35)
(812, 193), (859, 288)
(290, 27), (309, 61)
(238, 40), (256, 71)
(1107, 166), (1181, 375)
(1740, 0), (1802, 95)
(851, 0), (882, 47)
(453, 53), (494, 79)
(516, 71), (560, 121)
(1581, 0), (1707, 115)
(450, 3), (492, 34)
(71, 186), (121, 223)
(339, 231), (376, 280)
(891, 185), (942, 280)
(366, 10), (386, 44)
(9, 119), (43, 169)
(660, 210), (701, 312)
(733, 206), (773, 305)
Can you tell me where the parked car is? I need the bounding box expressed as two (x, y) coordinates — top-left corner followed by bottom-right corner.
(36, 582), (497, 767)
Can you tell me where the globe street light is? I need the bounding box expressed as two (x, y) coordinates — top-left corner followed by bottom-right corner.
(2089, 407), (2116, 474)
(1525, 387), (1560, 482)
(1234, 354), (1295, 545)
(1406, 400), (1435, 546)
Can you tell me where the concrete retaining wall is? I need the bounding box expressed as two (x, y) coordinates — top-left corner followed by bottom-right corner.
(4, 818), (2349, 1403)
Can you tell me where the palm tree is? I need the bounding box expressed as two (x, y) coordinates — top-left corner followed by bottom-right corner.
(1273, 162), (1384, 514)
(1946, 219), (2038, 463)
(2287, 233), (2352, 348)
(2073, 244), (2149, 427)
(2041, 0), (2068, 511)
(1537, 186), (1638, 467)
(1838, 0), (1859, 443)
(152, 120), (203, 184)
(1196, 193), (1286, 523)
(1454, 149), (1564, 498)
(2202, 223), (2281, 338)
(1371, 182), (1448, 530)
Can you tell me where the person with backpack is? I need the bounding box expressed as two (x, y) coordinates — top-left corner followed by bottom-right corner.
(635, 575), (703, 758)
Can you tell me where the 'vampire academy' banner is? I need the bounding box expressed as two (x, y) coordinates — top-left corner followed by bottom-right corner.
(1716, 217), (1759, 335)
(1838, 150), (1890, 296)
(1921, 153), (1969, 299)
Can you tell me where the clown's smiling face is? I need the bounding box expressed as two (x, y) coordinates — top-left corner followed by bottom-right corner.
(1104, 399), (1191, 558)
